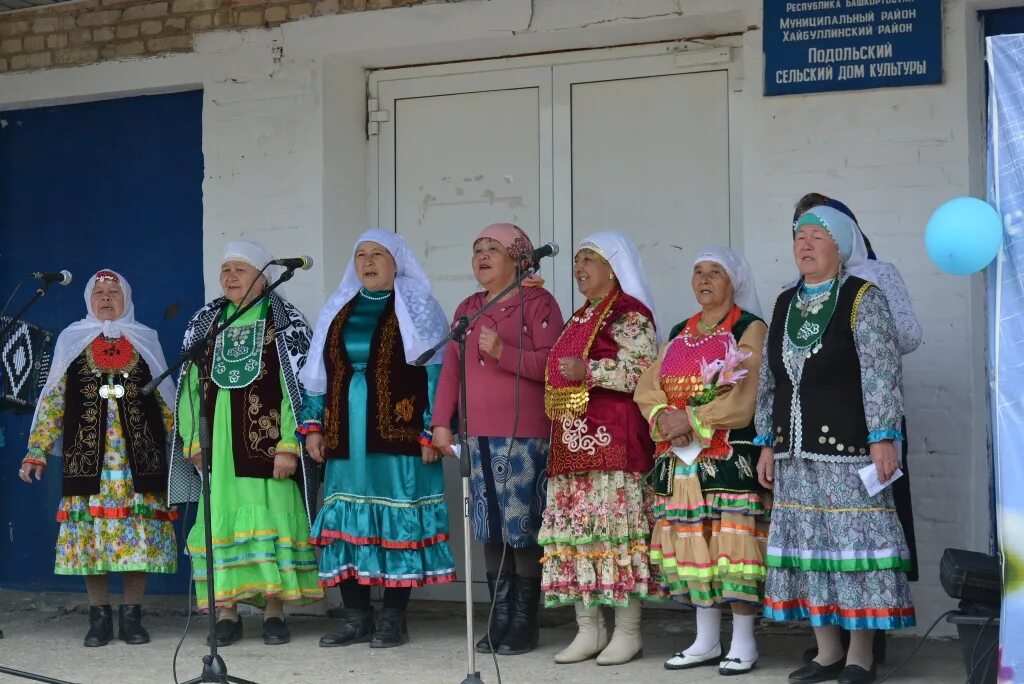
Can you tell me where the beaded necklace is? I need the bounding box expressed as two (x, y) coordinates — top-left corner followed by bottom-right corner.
(784, 276), (840, 359)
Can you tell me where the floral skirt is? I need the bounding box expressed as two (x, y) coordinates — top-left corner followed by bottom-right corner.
(764, 457), (915, 630)
(56, 419), (177, 576)
(538, 470), (655, 608)
(651, 457), (771, 606)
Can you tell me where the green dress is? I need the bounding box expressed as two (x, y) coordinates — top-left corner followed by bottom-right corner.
(300, 290), (456, 588)
(177, 302), (323, 609)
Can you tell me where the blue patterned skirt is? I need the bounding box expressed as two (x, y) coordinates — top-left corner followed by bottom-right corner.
(468, 436), (548, 548)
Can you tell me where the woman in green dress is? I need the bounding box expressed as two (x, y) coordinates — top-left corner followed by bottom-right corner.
(168, 241), (323, 647)
(298, 229), (456, 649)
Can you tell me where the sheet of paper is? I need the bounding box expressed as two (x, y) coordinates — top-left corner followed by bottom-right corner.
(858, 463), (903, 497)
(671, 442), (702, 466)
(450, 444), (462, 459)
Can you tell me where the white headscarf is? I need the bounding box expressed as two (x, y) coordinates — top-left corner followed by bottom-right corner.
(575, 231), (660, 337)
(222, 239), (284, 289)
(795, 206), (875, 282)
(29, 269), (176, 441)
(300, 229), (449, 395)
(693, 247), (763, 318)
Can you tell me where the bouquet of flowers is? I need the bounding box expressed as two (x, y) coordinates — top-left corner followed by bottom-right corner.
(686, 340), (751, 447)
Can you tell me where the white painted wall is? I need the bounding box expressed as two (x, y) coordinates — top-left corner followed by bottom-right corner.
(0, 0), (1006, 636)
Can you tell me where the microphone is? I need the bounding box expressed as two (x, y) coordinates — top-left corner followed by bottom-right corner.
(32, 270), (73, 286)
(269, 256), (314, 271)
(520, 242), (559, 267)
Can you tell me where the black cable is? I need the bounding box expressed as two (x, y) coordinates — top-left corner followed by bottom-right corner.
(171, 498), (195, 684)
(484, 270), (529, 684)
(0, 279), (24, 318)
(875, 609), (960, 683)
(963, 616), (997, 684)
(171, 329), (203, 684)
(965, 639), (998, 684)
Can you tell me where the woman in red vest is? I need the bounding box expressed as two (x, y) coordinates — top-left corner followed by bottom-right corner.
(539, 231), (659, 666)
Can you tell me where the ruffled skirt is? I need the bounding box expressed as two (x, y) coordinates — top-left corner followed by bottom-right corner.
(538, 470), (655, 608)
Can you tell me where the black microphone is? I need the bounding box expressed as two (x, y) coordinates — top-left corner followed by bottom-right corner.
(269, 256), (314, 270)
(520, 242), (559, 267)
(32, 270), (73, 285)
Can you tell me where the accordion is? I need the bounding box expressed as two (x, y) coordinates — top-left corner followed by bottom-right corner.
(1, 317), (55, 409)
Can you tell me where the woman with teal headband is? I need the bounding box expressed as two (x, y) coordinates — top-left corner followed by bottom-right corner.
(755, 207), (915, 684)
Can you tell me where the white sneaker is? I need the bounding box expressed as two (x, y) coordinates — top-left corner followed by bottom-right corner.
(664, 642), (722, 670)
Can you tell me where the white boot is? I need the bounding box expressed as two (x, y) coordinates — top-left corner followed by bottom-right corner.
(554, 603), (609, 664)
(596, 599), (643, 666)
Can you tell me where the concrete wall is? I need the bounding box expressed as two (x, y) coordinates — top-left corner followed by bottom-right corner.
(0, 0), (1004, 634)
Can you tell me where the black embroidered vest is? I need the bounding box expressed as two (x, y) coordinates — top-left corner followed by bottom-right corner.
(322, 295), (427, 459)
(62, 353), (169, 496)
(766, 277), (873, 461)
(203, 307), (286, 480)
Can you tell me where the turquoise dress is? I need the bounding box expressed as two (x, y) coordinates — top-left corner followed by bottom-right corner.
(300, 290), (456, 588)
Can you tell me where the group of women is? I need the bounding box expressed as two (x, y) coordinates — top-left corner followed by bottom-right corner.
(19, 192), (921, 684)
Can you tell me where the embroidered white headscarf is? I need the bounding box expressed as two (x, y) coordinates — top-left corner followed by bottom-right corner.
(221, 240), (284, 292)
(575, 231), (660, 339)
(300, 229), (449, 395)
(29, 269), (176, 443)
(693, 247), (763, 318)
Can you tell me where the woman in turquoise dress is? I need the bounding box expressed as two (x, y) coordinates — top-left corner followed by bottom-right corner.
(168, 241), (323, 647)
(299, 229), (456, 649)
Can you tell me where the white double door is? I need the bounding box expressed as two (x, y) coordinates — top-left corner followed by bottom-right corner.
(370, 49), (734, 601)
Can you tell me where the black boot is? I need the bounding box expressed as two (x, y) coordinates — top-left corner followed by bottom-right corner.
(84, 605), (113, 647)
(369, 608), (409, 648)
(319, 608), (374, 647)
(496, 575), (540, 656)
(873, 631), (886, 665)
(475, 572), (514, 653)
(118, 604), (150, 645)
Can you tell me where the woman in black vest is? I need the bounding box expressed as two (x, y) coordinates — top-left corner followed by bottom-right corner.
(20, 269), (178, 647)
(298, 229), (456, 649)
(755, 207), (914, 684)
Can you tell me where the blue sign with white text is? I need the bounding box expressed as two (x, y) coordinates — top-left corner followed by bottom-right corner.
(763, 0), (942, 96)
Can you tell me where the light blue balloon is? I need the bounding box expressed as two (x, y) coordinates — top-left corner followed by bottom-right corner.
(925, 197), (1003, 275)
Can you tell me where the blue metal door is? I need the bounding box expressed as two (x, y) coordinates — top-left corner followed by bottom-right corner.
(0, 90), (205, 594)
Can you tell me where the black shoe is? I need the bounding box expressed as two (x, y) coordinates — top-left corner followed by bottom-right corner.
(84, 605), (113, 647)
(319, 608), (374, 647)
(788, 658), (846, 683)
(262, 617), (290, 645)
(837, 664), (877, 684)
(497, 575), (540, 656)
(369, 608), (409, 649)
(117, 604), (150, 645)
(208, 618), (243, 647)
(475, 572), (514, 654)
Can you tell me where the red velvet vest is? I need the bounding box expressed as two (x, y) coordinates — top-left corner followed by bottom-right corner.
(547, 291), (655, 476)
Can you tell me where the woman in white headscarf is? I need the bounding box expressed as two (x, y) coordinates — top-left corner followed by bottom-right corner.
(297, 229), (456, 650)
(537, 231), (659, 666)
(755, 207), (914, 684)
(20, 269), (177, 648)
(169, 241), (323, 648)
(634, 247), (769, 675)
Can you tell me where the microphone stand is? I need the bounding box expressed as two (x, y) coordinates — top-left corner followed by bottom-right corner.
(0, 280), (57, 339)
(413, 261), (541, 684)
(144, 267), (298, 684)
